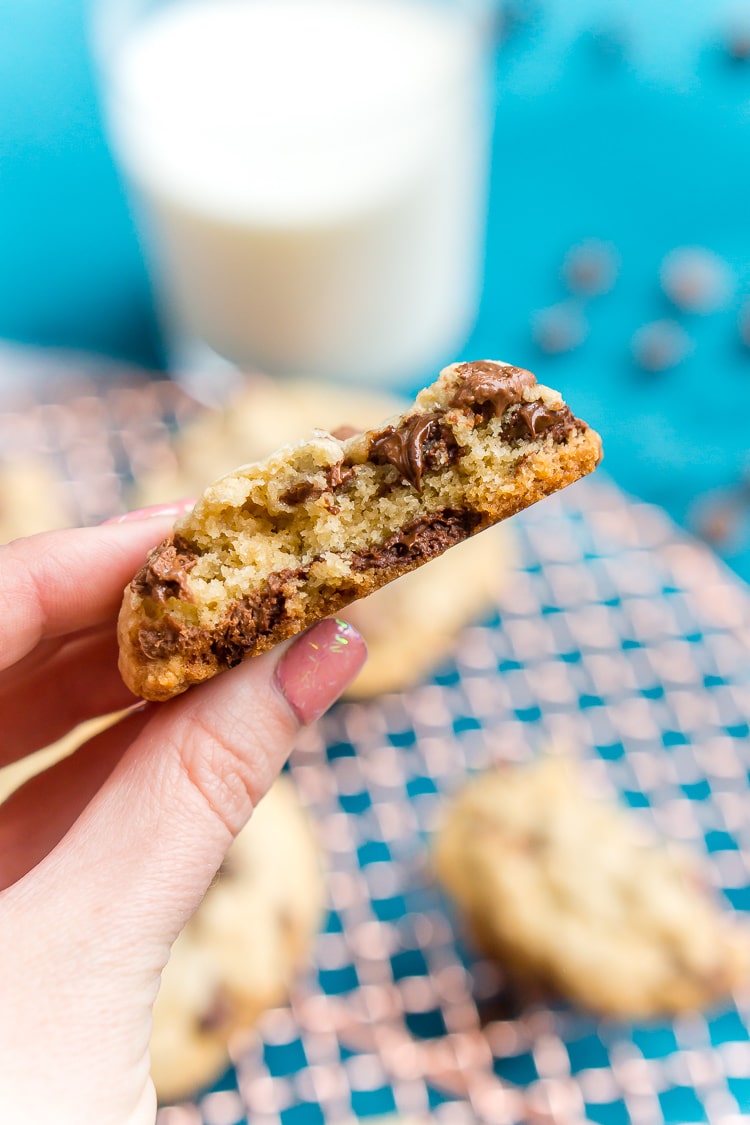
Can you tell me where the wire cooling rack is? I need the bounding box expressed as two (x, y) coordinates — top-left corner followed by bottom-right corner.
(2, 367), (750, 1124)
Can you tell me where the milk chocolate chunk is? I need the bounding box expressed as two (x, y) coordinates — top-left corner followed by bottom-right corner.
(352, 508), (481, 570)
(137, 615), (200, 661)
(501, 402), (578, 443)
(452, 361), (537, 418)
(214, 569), (299, 666)
(280, 480), (321, 506)
(327, 458), (355, 489)
(368, 412), (459, 491)
(133, 536), (197, 604)
(281, 458), (355, 506)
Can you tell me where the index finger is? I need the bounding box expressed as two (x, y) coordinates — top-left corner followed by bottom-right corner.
(0, 505), (192, 674)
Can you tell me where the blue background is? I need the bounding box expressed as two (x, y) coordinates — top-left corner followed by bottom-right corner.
(0, 0), (749, 579)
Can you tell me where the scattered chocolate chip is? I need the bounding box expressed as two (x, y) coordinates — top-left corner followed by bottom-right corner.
(695, 506), (738, 547)
(494, 0), (542, 46)
(660, 247), (733, 314)
(531, 302), (588, 354)
(724, 18), (750, 62)
(561, 239), (619, 297)
(631, 319), (693, 372)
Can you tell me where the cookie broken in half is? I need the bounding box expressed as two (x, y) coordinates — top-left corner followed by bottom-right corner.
(118, 360), (602, 701)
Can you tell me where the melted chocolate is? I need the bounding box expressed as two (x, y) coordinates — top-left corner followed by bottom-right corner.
(452, 361), (537, 418)
(281, 457), (355, 506)
(133, 536), (197, 604)
(352, 508), (481, 570)
(368, 412), (459, 492)
(280, 480), (321, 506)
(327, 458), (355, 489)
(501, 401), (579, 443)
(137, 570), (301, 668)
(213, 569), (299, 667)
(137, 615), (199, 661)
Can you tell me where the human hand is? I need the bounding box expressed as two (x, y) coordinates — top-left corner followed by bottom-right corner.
(0, 506), (366, 1125)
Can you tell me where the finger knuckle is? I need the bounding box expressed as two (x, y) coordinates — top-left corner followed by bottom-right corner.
(174, 710), (289, 836)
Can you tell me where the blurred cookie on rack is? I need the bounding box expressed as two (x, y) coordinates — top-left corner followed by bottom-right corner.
(151, 775), (324, 1103)
(0, 731), (323, 1105)
(434, 757), (750, 1019)
(0, 455), (71, 545)
(134, 375), (511, 697)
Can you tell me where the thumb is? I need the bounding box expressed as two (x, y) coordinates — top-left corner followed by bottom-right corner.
(0, 618), (365, 1123)
(41, 617), (365, 945)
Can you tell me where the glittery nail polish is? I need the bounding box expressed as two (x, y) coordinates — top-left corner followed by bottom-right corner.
(275, 618), (367, 724)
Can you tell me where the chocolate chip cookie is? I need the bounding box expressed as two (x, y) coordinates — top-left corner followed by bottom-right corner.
(434, 758), (750, 1019)
(134, 374), (511, 698)
(151, 776), (324, 1103)
(119, 360), (602, 701)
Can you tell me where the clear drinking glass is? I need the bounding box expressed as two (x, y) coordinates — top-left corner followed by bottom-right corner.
(92, 0), (494, 393)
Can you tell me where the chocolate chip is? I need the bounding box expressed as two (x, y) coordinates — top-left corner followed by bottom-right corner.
(561, 239), (619, 297)
(531, 302), (589, 355)
(137, 615), (199, 660)
(631, 320), (693, 372)
(368, 412), (459, 492)
(213, 569), (300, 667)
(280, 480), (321, 506)
(660, 247), (733, 314)
(500, 402), (579, 443)
(352, 508), (481, 570)
(452, 361), (537, 419)
(133, 536), (197, 604)
(327, 459), (355, 489)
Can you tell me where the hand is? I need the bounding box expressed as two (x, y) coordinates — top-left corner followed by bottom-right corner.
(0, 506), (366, 1125)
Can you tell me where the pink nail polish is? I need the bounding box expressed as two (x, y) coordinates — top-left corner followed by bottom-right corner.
(275, 618), (367, 724)
(102, 499), (196, 525)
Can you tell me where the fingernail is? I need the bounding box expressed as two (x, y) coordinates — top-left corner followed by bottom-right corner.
(275, 618), (367, 724)
(102, 499), (196, 525)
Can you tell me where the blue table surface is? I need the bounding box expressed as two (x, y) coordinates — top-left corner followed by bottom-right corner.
(1, 0), (749, 579)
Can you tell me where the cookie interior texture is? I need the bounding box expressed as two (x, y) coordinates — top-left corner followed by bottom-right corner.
(134, 373), (511, 698)
(151, 776), (324, 1103)
(119, 360), (602, 701)
(434, 758), (750, 1019)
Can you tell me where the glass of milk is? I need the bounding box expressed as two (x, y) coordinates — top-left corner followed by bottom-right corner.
(93, 0), (494, 390)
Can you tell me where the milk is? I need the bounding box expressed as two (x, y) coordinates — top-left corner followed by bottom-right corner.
(105, 0), (491, 385)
